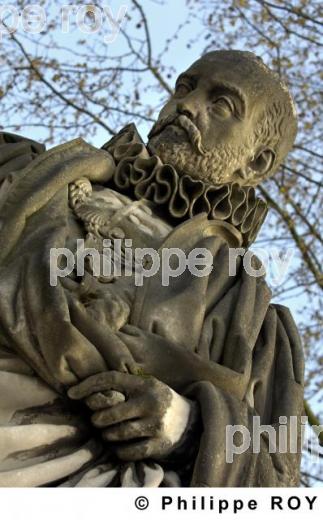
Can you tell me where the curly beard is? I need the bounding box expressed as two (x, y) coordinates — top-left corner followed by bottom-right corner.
(148, 136), (252, 185)
(147, 114), (253, 185)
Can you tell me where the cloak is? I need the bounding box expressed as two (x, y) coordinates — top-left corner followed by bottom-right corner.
(0, 129), (304, 487)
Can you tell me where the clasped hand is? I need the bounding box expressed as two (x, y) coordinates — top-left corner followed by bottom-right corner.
(68, 370), (196, 461)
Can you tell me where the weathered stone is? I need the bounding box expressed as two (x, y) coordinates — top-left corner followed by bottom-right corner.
(0, 51), (303, 487)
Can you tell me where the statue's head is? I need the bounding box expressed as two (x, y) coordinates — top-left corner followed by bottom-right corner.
(148, 50), (297, 186)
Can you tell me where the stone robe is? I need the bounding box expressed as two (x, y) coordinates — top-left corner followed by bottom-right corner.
(0, 129), (304, 487)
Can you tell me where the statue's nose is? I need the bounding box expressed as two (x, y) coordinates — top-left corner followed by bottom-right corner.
(177, 97), (199, 122)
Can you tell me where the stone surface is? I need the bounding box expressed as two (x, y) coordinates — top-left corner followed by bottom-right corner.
(0, 50), (304, 487)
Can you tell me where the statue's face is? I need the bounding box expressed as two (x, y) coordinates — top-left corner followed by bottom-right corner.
(148, 56), (265, 184)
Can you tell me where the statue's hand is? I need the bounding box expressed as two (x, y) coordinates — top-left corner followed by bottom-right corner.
(68, 371), (199, 461)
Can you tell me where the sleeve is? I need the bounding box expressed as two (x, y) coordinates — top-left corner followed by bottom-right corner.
(183, 304), (305, 487)
(0, 133), (117, 391)
(0, 132), (45, 184)
(0, 133), (131, 487)
(0, 345), (102, 487)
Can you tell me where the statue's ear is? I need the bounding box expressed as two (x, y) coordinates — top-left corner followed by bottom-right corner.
(247, 146), (276, 182)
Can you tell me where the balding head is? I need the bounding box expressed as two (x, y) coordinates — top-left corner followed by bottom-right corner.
(148, 50), (297, 186)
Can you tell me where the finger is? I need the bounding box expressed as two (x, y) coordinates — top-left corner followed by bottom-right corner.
(119, 324), (143, 338)
(68, 371), (145, 400)
(85, 390), (126, 410)
(120, 360), (140, 375)
(69, 299), (136, 374)
(115, 331), (140, 349)
(114, 439), (159, 461)
(91, 397), (144, 428)
(102, 418), (156, 442)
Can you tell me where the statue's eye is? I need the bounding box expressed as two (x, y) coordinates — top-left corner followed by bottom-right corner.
(174, 83), (192, 98)
(212, 96), (235, 116)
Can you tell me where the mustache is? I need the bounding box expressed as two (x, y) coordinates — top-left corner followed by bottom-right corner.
(148, 113), (207, 156)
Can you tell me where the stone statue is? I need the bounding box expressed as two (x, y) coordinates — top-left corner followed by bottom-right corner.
(0, 50), (304, 487)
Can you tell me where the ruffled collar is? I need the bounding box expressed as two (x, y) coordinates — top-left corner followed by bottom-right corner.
(102, 124), (267, 247)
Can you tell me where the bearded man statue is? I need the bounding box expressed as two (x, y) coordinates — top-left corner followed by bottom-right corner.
(0, 50), (304, 487)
